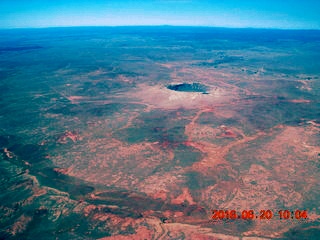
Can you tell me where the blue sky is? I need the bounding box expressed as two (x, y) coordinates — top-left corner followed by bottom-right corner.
(1, 0), (319, 29)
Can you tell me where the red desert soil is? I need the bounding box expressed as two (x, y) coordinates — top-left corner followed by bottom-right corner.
(9, 215), (32, 236)
(53, 93), (318, 238)
(42, 66), (320, 239)
(57, 130), (82, 143)
(289, 99), (311, 103)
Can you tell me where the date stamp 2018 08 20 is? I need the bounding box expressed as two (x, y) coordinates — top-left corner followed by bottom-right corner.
(211, 209), (308, 221)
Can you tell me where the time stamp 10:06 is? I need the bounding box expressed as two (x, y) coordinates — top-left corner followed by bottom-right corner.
(211, 210), (308, 220)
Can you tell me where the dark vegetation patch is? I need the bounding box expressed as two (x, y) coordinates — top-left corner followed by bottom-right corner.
(233, 219), (255, 233)
(35, 168), (95, 199)
(281, 223), (320, 240)
(207, 98), (320, 136)
(254, 79), (315, 99)
(173, 144), (203, 167)
(116, 125), (187, 144)
(48, 104), (77, 116)
(0, 134), (46, 165)
(196, 111), (248, 137)
(300, 185), (320, 211)
(186, 171), (216, 191)
(0, 178), (34, 205)
(21, 212), (111, 239)
(76, 80), (135, 96)
(8, 144), (46, 164)
(49, 102), (143, 117)
(226, 134), (277, 172)
(216, 168), (234, 181)
(194, 56), (244, 68)
(167, 82), (209, 93)
(86, 103), (130, 117)
(245, 101), (320, 130)
(0, 135), (95, 200)
(114, 110), (190, 144)
(0, 135), (10, 146)
(209, 217), (254, 235)
(196, 112), (239, 128)
(88, 191), (162, 216)
(55, 213), (110, 238)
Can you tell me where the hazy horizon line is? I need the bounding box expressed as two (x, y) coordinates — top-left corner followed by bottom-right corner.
(1, 24), (320, 31)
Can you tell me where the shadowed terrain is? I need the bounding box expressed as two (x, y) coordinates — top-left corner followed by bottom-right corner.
(167, 83), (209, 94)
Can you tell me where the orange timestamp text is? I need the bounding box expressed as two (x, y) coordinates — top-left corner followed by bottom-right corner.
(211, 209), (308, 220)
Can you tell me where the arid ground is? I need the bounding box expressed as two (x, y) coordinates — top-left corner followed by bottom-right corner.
(0, 27), (319, 239)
